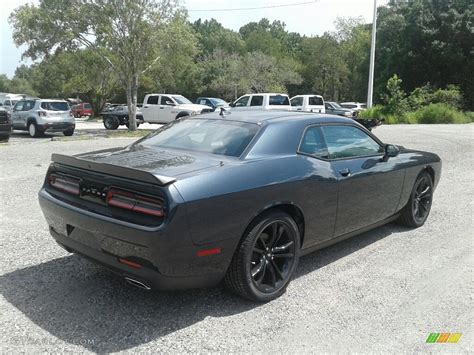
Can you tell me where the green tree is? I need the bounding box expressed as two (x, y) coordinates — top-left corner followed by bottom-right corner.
(375, 0), (474, 109)
(10, 0), (192, 130)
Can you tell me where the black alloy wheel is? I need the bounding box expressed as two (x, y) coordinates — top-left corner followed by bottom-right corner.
(225, 211), (300, 302)
(399, 171), (433, 227)
(250, 221), (297, 293)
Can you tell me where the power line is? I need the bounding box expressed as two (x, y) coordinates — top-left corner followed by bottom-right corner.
(187, 1), (318, 12)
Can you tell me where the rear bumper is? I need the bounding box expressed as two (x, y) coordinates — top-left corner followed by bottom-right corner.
(38, 188), (231, 290)
(40, 122), (75, 132)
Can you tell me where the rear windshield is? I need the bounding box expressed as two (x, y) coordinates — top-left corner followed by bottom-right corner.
(139, 119), (259, 157)
(84, 103), (92, 109)
(269, 95), (290, 106)
(41, 102), (70, 111)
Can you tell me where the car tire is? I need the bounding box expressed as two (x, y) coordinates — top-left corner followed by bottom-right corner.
(103, 116), (119, 130)
(63, 128), (74, 136)
(398, 171), (433, 228)
(28, 122), (42, 138)
(225, 211), (300, 302)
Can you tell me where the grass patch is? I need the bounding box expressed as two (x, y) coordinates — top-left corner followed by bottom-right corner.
(106, 130), (153, 138)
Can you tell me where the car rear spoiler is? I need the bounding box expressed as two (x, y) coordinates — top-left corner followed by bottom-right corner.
(51, 153), (177, 186)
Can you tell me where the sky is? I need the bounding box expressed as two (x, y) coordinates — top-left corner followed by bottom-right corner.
(0, 0), (386, 78)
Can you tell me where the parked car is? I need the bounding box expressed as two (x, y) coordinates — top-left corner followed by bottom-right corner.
(0, 107), (12, 142)
(72, 102), (93, 118)
(195, 97), (229, 112)
(11, 99), (75, 137)
(325, 101), (354, 117)
(340, 102), (367, 112)
(0, 93), (36, 112)
(38, 111), (441, 302)
(230, 93), (291, 111)
(290, 95), (325, 113)
(100, 105), (144, 130)
(141, 94), (212, 124)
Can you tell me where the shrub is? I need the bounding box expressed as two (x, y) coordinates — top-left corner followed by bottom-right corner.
(405, 103), (470, 124)
(408, 84), (463, 111)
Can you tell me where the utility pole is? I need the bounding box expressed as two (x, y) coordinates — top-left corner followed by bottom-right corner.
(367, 0), (377, 108)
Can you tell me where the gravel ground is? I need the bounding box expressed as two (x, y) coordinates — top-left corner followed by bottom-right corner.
(0, 124), (472, 353)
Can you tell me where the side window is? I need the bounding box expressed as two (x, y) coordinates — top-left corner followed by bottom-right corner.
(14, 101), (24, 111)
(198, 99), (207, 105)
(147, 95), (159, 105)
(234, 95), (250, 107)
(291, 97), (303, 106)
(299, 126), (329, 158)
(322, 125), (383, 159)
(324, 103), (331, 109)
(250, 95), (264, 106)
(24, 101), (35, 111)
(309, 96), (323, 106)
(160, 96), (173, 105)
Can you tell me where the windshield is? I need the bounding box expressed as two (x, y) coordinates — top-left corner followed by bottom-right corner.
(139, 119), (259, 157)
(210, 98), (227, 106)
(41, 101), (70, 111)
(172, 96), (192, 105)
(331, 102), (342, 108)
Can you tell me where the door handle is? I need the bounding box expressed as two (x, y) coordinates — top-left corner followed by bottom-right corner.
(339, 168), (351, 177)
(160, 107), (164, 109)
(144, 106), (149, 108)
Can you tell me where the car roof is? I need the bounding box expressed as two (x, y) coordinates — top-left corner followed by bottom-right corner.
(198, 110), (354, 125)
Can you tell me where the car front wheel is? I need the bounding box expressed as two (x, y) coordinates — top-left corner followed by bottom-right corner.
(225, 211), (300, 302)
(398, 171), (433, 227)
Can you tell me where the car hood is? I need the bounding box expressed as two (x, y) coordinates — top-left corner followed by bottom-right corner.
(177, 104), (212, 111)
(74, 144), (224, 179)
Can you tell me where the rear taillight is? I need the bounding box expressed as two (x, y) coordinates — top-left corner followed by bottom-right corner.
(38, 110), (47, 117)
(49, 174), (80, 195)
(107, 188), (164, 217)
(69, 111), (74, 117)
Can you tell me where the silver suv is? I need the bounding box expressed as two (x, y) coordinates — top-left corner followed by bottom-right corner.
(11, 99), (75, 137)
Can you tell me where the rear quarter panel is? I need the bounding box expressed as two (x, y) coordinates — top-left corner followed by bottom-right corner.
(395, 149), (442, 211)
(173, 155), (338, 247)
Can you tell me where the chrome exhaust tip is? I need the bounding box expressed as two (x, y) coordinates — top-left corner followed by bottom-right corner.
(124, 277), (151, 290)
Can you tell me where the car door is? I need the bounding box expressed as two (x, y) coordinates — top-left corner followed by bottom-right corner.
(159, 95), (176, 122)
(321, 124), (405, 236)
(11, 101), (25, 129)
(297, 125), (338, 245)
(141, 95), (159, 122)
(249, 95), (264, 110)
(290, 96), (304, 111)
(232, 95), (251, 111)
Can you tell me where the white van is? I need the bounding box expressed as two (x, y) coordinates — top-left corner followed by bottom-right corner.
(230, 93), (291, 111)
(290, 95), (325, 113)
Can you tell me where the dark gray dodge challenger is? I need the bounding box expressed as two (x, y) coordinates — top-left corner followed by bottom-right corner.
(39, 111), (441, 302)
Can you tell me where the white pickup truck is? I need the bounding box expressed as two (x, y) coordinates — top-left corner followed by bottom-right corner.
(141, 94), (213, 123)
(290, 95), (326, 113)
(229, 93), (291, 111)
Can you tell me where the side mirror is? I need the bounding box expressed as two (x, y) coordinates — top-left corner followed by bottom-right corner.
(382, 144), (399, 161)
(229, 101), (236, 108)
(165, 101), (176, 106)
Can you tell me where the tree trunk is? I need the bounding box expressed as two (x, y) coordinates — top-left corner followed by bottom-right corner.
(125, 75), (138, 131)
